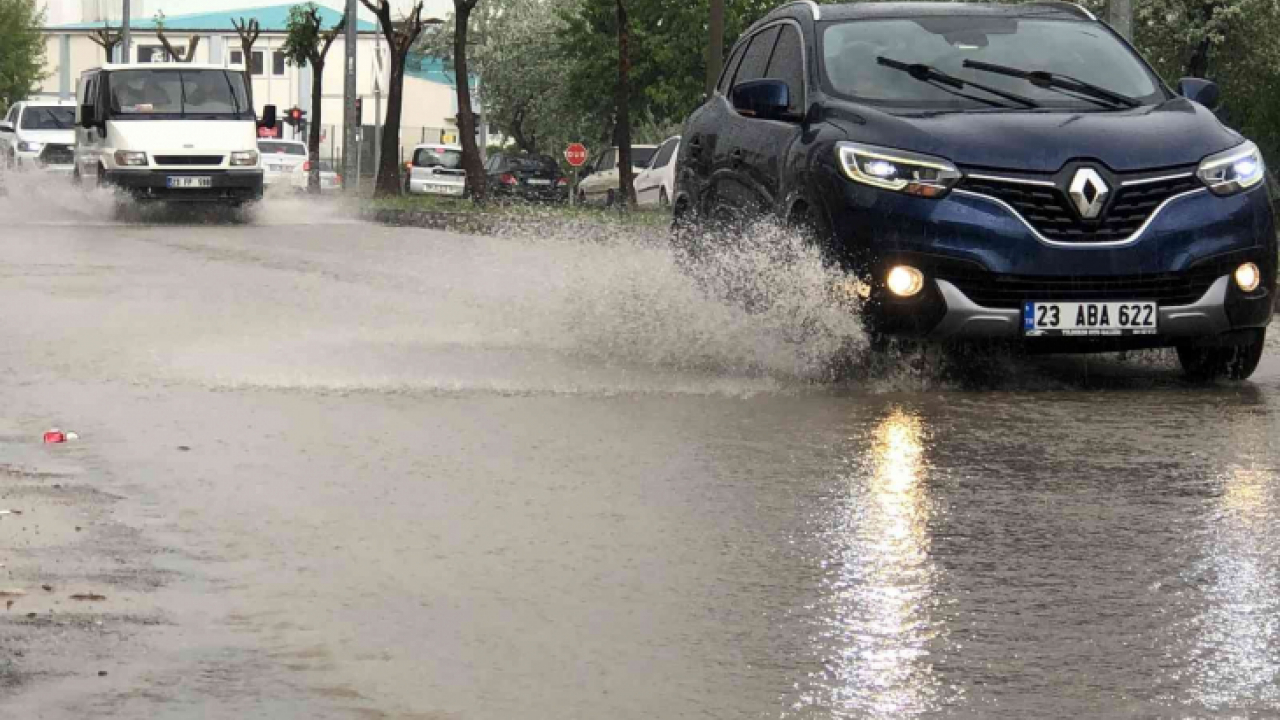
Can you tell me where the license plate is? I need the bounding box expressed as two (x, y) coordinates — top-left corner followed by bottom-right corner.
(425, 184), (463, 195)
(1024, 301), (1158, 337)
(527, 178), (552, 186)
(167, 176), (212, 189)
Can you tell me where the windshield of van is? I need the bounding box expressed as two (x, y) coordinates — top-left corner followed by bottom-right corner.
(414, 148), (464, 168)
(20, 106), (76, 129)
(107, 69), (251, 119)
(821, 17), (1165, 110)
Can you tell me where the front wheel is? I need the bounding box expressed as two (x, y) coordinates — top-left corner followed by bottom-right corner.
(1177, 328), (1267, 382)
(605, 190), (616, 208)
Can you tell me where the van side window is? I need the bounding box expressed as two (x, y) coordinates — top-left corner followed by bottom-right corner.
(599, 150), (617, 172)
(765, 26), (805, 113)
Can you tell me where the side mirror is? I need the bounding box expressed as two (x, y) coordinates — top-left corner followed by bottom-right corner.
(0, 122), (12, 133)
(732, 79), (791, 121)
(260, 104), (278, 129)
(79, 105), (96, 128)
(1177, 78), (1220, 110)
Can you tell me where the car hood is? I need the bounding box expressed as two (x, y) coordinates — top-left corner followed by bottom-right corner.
(17, 129), (76, 145)
(828, 98), (1243, 173)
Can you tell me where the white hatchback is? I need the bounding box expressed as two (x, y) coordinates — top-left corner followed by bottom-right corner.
(258, 139), (308, 189)
(634, 136), (680, 208)
(576, 145), (658, 206)
(406, 144), (466, 197)
(0, 100), (78, 174)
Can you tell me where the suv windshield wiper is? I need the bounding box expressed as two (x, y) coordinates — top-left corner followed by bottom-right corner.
(877, 57), (1039, 110)
(961, 59), (1141, 109)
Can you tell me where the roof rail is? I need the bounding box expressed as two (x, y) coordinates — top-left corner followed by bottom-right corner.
(1020, 1), (1097, 20)
(776, 0), (821, 21)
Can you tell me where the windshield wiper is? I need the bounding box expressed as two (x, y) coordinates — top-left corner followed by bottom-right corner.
(961, 59), (1140, 109)
(877, 57), (1039, 109)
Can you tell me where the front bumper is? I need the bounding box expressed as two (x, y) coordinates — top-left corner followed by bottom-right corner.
(491, 184), (569, 202)
(104, 169), (264, 202)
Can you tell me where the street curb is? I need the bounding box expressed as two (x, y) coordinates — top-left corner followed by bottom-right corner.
(360, 208), (500, 235)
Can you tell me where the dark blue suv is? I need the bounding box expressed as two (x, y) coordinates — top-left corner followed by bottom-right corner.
(676, 0), (1276, 380)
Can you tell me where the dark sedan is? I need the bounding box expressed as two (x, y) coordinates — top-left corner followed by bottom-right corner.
(486, 152), (570, 202)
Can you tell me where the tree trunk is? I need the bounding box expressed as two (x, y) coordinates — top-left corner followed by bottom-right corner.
(308, 60), (325, 194)
(615, 0), (636, 208)
(374, 54), (408, 197)
(240, 41), (256, 110)
(455, 4), (487, 202)
(1187, 37), (1212, 79)
(706, 0), (725, 96)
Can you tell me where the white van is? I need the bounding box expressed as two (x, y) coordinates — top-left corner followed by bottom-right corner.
(73, 63), (276, 205)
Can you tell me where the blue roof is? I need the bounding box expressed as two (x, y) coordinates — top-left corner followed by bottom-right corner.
(405, 53), (477, 88)
(48, 4), (378, 32)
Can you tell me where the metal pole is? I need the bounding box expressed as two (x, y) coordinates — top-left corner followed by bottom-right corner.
(1107, 0), (1132, 40)
(122, 0), (132, 63)
(343, 0), (359, 191)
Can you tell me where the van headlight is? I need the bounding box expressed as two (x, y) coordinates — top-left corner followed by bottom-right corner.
(17, 141), (43, 153)
(230, 150), (260, 167)
(113, 150), (148, 167)
(1197, 141), (1265, 196)
(837, 142), (961, 198)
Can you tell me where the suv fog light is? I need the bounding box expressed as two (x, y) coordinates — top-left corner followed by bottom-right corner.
(886, 266), (925, 298)
(1235, 262), (1261, 293)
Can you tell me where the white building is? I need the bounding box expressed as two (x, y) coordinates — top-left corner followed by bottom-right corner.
(37, 2), (479, 165)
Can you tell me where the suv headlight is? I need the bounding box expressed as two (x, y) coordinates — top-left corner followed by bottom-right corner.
(1197, 141), (1265, 196)
(114, 150), (148, 167)
(17, 141), (43, 153)
(837, 142), (961, 198)
(230, 150), (259, 167)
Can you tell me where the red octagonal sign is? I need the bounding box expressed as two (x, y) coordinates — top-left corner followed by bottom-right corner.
(564, 143), (588, 168)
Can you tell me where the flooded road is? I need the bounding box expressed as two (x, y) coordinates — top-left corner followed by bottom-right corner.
(2, 185), (1279, 718)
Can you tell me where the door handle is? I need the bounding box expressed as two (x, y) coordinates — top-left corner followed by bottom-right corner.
(729, 148), (744, 166)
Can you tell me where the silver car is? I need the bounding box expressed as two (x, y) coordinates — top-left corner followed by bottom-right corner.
(258, 139), (308, 190)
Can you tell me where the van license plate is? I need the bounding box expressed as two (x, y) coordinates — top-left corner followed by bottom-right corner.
(167, 176), (212, 189)
(1024, 301), (1158, 337)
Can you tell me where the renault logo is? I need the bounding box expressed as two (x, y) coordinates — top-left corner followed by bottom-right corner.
(1068, 168), (1109, 220)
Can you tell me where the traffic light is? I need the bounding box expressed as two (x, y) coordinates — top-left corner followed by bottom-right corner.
(284, 107), (305, 128)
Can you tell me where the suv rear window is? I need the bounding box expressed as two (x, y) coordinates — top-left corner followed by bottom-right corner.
(414, 148), (464, 168)
(821, 17), (1163, 109)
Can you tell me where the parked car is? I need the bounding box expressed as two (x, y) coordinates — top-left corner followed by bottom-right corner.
(634, 136), (680, 208)
(258, 139), (308, 191)
(290, 159), (341, 193)
(487, 152), (569, 202)
(405, 144), (466, 197)
(577, 145), (658, 205)
(676, 0), (1276, 381)
(0, 100), (78, 174)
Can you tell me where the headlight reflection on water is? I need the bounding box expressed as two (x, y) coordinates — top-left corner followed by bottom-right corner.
(795, 407), (954, 719)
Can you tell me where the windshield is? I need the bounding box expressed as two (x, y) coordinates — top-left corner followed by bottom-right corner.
(259, 141), (307, 156)
(631, 147), (657, 167)
(821, 17), (1164, 110)
(414, 148), (464, 168)
(20, 106), (76, 130)
(107, 69), (251, 119)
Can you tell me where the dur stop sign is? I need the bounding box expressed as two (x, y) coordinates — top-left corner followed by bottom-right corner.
(564, 143), (588, 168)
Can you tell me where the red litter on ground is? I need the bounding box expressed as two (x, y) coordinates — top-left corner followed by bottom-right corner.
(43, 429), (78, 444)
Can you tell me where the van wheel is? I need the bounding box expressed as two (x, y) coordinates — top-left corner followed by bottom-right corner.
(1177, 328), (1266, 382)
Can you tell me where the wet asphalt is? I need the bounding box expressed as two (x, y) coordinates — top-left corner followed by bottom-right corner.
(1, 184), (1279, 718)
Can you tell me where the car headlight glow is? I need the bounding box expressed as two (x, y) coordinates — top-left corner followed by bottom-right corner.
(837, 142), (961, 198)
(1197, 140), (1266, 196)
(113, 150), (148, 167)
(230, 150), (259, 167)
(16, 141), (44, 153)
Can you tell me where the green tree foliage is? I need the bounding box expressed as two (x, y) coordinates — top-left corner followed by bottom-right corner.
(282, 2), (346, 193)
(0, 0), (47, 114)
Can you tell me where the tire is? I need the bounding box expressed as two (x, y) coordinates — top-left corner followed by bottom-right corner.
(605, 190), (616, 208)
(1177, 328), (1267, 382)
(659, 187), (670, 208)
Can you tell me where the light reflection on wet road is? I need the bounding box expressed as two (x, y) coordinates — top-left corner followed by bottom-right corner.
(1, 195), (1278, 718)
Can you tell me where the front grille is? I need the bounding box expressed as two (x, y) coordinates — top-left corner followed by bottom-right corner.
(39, 144), (74, 165)
(959, 172), (1202, 243)
(942, 266), (1225, 309)
(154, 155), (224, 166)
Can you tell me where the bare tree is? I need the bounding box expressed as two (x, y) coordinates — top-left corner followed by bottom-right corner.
(614, 0), (636, 208)
(282, 3), (346, 193)
(154, 12), (202, 62)
(89, 26), (122, 62)
(452, 0), (486, 202)
(360, 0), (429, 197)
(231, 17), (261, 108)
